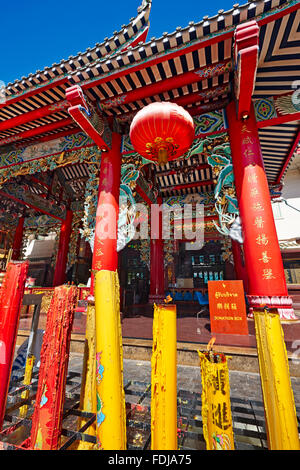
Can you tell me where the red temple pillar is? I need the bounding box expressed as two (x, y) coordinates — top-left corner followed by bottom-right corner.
(53, 209), (73, 287)
(231, 240), (249, 292)
(90, 132), (122, 293)
(226, 101), (295, 320)
(11, 216), (25, 260)
(0, 261), (29, 430)
(149, 198), (165, 303)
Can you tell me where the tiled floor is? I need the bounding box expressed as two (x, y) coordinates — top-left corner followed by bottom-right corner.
(2, 353), (300, 450)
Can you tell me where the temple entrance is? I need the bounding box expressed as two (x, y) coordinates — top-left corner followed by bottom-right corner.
(169, 240), (226, 301)
(119, 243), (150, 308)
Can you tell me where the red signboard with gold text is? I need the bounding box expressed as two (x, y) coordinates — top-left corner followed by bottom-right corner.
(208, 280), (248, 335)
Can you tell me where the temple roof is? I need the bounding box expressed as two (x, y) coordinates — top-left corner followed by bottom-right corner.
(3, 1), (152, 96)
(0, 0), (299, 198)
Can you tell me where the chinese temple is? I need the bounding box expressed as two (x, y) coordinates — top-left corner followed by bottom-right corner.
(0, 0), (300, 452)
(1, 0), (300, 335)
(0, 0), (299, 338)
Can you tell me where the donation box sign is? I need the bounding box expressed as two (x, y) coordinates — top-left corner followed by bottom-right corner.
(208, 280), (248, 335)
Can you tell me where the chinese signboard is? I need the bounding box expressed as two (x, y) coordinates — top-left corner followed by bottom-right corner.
(208, 280), (248, 335)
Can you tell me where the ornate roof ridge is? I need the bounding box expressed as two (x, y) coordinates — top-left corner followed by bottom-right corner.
(66, 0), (295, 86)
(3, 0), (152, 98)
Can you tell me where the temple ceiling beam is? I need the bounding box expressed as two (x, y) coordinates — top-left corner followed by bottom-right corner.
(55, 168), (77, 200)
(155, 163), (210, 178)
(0, 118), (73, 148)
(0, 190), (64, 222)
(255, 90), (300, 128)
(0, 101), (69, 133)
(256, 113), (300, 129)
(159, 179), (214, 193)
(99, 61), (232, 111)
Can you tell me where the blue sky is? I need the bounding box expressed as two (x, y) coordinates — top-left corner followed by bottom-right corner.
(1, 0), (236, 84)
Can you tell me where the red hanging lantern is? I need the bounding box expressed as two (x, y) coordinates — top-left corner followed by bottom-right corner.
(129, 102), (195, 165)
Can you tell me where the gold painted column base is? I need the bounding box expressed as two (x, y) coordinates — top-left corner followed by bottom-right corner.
(94, 270), (126, 450)
(254, 308), (300, 450)
(151, 303), (177, 450)
(75, 302), (97, 450)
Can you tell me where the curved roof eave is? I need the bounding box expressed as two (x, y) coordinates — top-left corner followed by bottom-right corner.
(3, 0), (152, 99)
(66, 0), (297, 87)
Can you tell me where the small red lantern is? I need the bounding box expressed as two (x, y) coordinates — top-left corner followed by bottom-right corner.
(129, 102), (195, 165)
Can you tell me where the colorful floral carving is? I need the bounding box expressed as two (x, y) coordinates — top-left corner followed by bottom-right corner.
(254, 98), (277, 121)
(193, 110), (225, 136)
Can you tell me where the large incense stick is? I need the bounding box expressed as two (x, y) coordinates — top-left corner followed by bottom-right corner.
(30, 285), (77, 450)
(0, 261), (29, 430)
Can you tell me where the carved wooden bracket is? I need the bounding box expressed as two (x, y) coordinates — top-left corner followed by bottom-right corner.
(66, 85), (112, 151)
(234, 21), (259, 121)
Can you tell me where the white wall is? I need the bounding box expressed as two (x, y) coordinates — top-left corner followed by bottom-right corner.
(273, 158), (300, 242)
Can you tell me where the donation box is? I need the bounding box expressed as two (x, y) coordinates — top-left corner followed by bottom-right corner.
(208, 280), (248, 335)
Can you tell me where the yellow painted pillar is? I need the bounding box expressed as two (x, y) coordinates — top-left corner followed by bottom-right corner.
(19, 354), (35, 418)
(151, 303), (177, 450)
(94, 270), (126, 450)
(76, 302), (97, 450)
(254, 308), (300, 450)
(198, 350), (235, 450)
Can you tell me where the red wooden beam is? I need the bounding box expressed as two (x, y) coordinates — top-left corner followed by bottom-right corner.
(100, 61), (232, 110)
(15, 127), (80, 147)
(79, 32), (234, 95)
(160, 179), (214, 192)
(53, 210), (73, 286)
(0, 101), (69, 132)
(256, 112), (300, 129)
(135, 182), (154, 206)
(0, 190), (65, 221)
(175, 85), (230, 108)
(0, 118), (73, 147)
(0, 77), (67, 111)
(105, 89), (230, 123)
(11, 216), (25, 260)
(259, 1), (300, 27)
